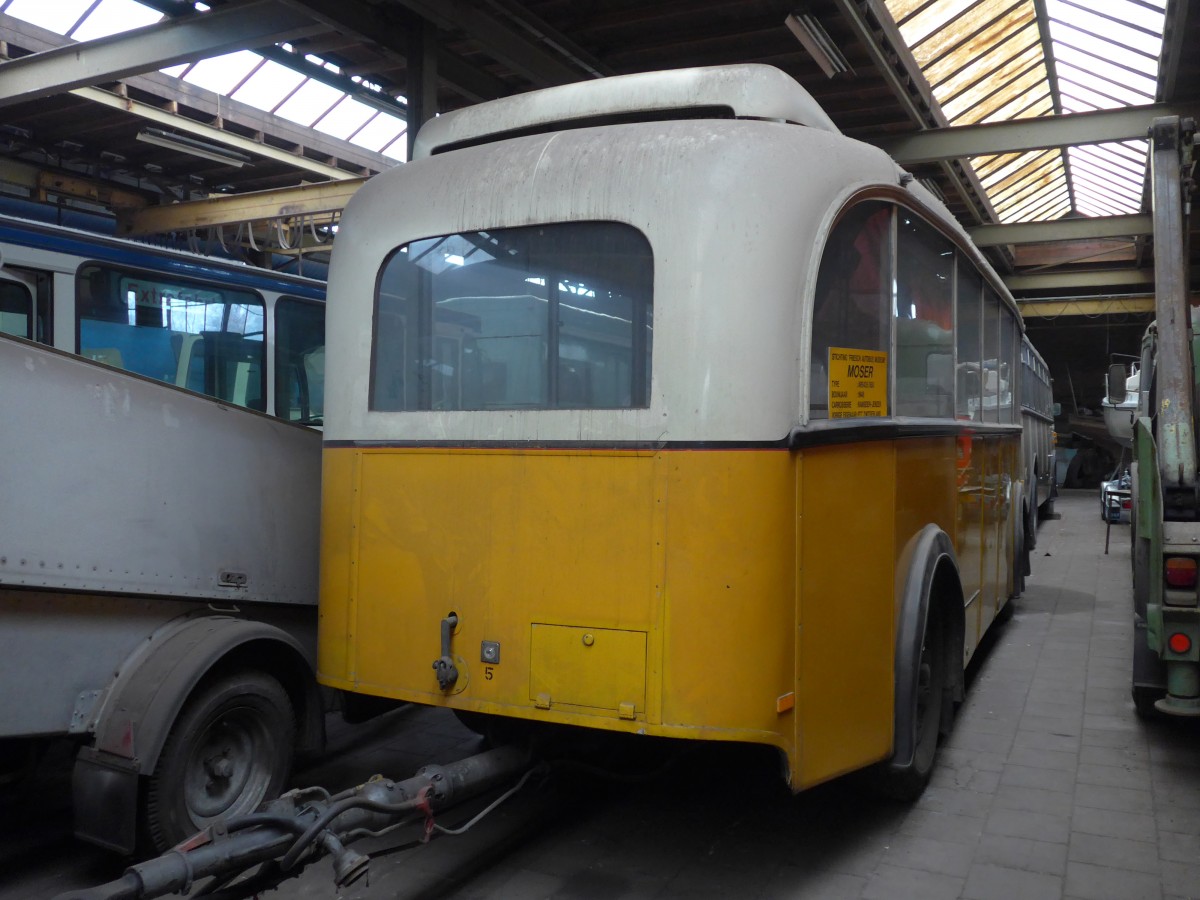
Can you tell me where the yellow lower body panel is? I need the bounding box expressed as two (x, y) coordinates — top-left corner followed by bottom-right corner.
(319, 446), (797, 747)
(318, 434), (1015, 790)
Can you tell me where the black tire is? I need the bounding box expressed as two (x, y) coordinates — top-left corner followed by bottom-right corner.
(1131, 619), (1167, 720)
(1011, 503), (1028, 599)
(1132, 685), (1163, 719)
(452, 709), (531, 748)
(875, 610), (947, 801)
(144, 671), (294, 852)
(995, 596), (1015, 625)
(452, 708), (492, 736)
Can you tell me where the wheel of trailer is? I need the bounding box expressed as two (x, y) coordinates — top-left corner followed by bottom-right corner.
(876, 608), (947, 801)
(144, 671), (294, 852)
(1132, 683), (1164, 719)
(452, 709), (533, 749)
(1131, 630), (1167, 720)
(1010, 501), (1028, 602)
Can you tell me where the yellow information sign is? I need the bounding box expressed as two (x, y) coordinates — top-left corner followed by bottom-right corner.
(828, 347), (888, 419)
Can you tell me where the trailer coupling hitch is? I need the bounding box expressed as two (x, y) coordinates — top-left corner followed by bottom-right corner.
(52, 744), (534, 900)
(432, 612), (459, 689)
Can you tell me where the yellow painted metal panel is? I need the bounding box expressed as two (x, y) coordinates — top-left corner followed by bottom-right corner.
(955, 430), (985, 660)
(895, 438), (958, 557)
(317, 449), (357, 682)
(319, 445), (797, 747)
(529, 624), (646, 711)
(344, 449), (661, 713)
(796, 441), (896, 787)
(319, 433), (1021, 787)
(658, 450), (796, 738)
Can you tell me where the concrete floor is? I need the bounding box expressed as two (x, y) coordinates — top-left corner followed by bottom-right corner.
(5, 489), (1199, 899)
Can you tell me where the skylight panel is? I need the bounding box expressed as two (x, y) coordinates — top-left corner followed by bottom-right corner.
(381, 138), (408, 163)
(183, 50), (262, 97)
(1053, 5), (1163, 57)
(887, 0), (1165, 224)
(1048, 0), (1165, 44)
(1086, 146), (1145, 179)
(1056, 69), (1153, 109)
(313, 97), (376, 141)
(274, 79), (344, 126)
(899, 0), (978, 50)
(949, 64), (1046, 123)
(70, 0), (161, 39)
(1051, 44), (1156, 101)
(230, 60), (307, 110)
(349, 114), (407, 154)
(935, 39), (1042, 105)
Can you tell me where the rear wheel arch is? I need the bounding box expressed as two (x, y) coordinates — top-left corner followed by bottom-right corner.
(74, 615), (322, 854)
(876, 525), (963, 800)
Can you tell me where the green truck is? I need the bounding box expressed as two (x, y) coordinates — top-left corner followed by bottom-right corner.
(1120, 116), (1199, 718)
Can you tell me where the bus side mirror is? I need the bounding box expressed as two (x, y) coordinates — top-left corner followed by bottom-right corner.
(1107, 364), (1127, 405)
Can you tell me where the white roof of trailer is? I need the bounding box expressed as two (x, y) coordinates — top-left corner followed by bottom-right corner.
(412, 64), (840, 160)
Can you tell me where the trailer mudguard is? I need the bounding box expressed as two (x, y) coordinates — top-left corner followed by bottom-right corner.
(888, 524), (964, 771)
(73, 614), (318, 853)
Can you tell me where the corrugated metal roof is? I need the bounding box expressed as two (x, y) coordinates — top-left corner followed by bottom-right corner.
(885, 0), (1164, 223)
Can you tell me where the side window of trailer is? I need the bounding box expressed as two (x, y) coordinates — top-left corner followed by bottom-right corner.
(982, 287), (1002, 424)
(895, 213), (954, 417)
(77, 264), (266, 410)
(998, 311), (1017, 424)
(810, 201), (893, 419)
(371, 222), (653, 412)
(956, 255), (983, 421)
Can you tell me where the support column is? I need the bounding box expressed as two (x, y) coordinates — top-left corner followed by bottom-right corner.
(406, 18), (439, 161)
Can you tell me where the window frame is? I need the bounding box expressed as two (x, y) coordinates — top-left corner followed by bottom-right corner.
(809, 192), (1025, 425)
(74, 261), (267, 410)
(368, 221), (654, 413)
(273, 294), (326, 424)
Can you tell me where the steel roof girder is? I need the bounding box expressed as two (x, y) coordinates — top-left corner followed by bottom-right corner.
(1004, 268), (1154, 291)
(115, 177), (368, 237)
(74, 85), (356, 182)
(1017, 296), (1157, 316)
(877, 103), (1200, 164)
(0, 0), (319, 110)
(969, 213), (1153, 246)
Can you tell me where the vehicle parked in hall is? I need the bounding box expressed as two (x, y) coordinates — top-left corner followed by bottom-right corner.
(318, 62), (1038, 799)
(0, 213), (331, 853)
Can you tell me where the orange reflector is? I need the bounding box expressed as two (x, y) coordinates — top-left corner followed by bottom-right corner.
(776, 692), (795, 714)
(1168, 632), (1192, 654)
(1165, 557), (1198, 588)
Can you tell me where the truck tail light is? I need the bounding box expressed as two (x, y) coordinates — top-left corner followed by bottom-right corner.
(1167, 632), (1192, 654)
(1164, 557), (1197, 589)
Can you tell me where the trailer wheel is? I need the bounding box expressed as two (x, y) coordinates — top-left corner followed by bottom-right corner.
(144, 671), (294, 852)
(1132, 684), (1163, 719)
(876, 609), (947, 801)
